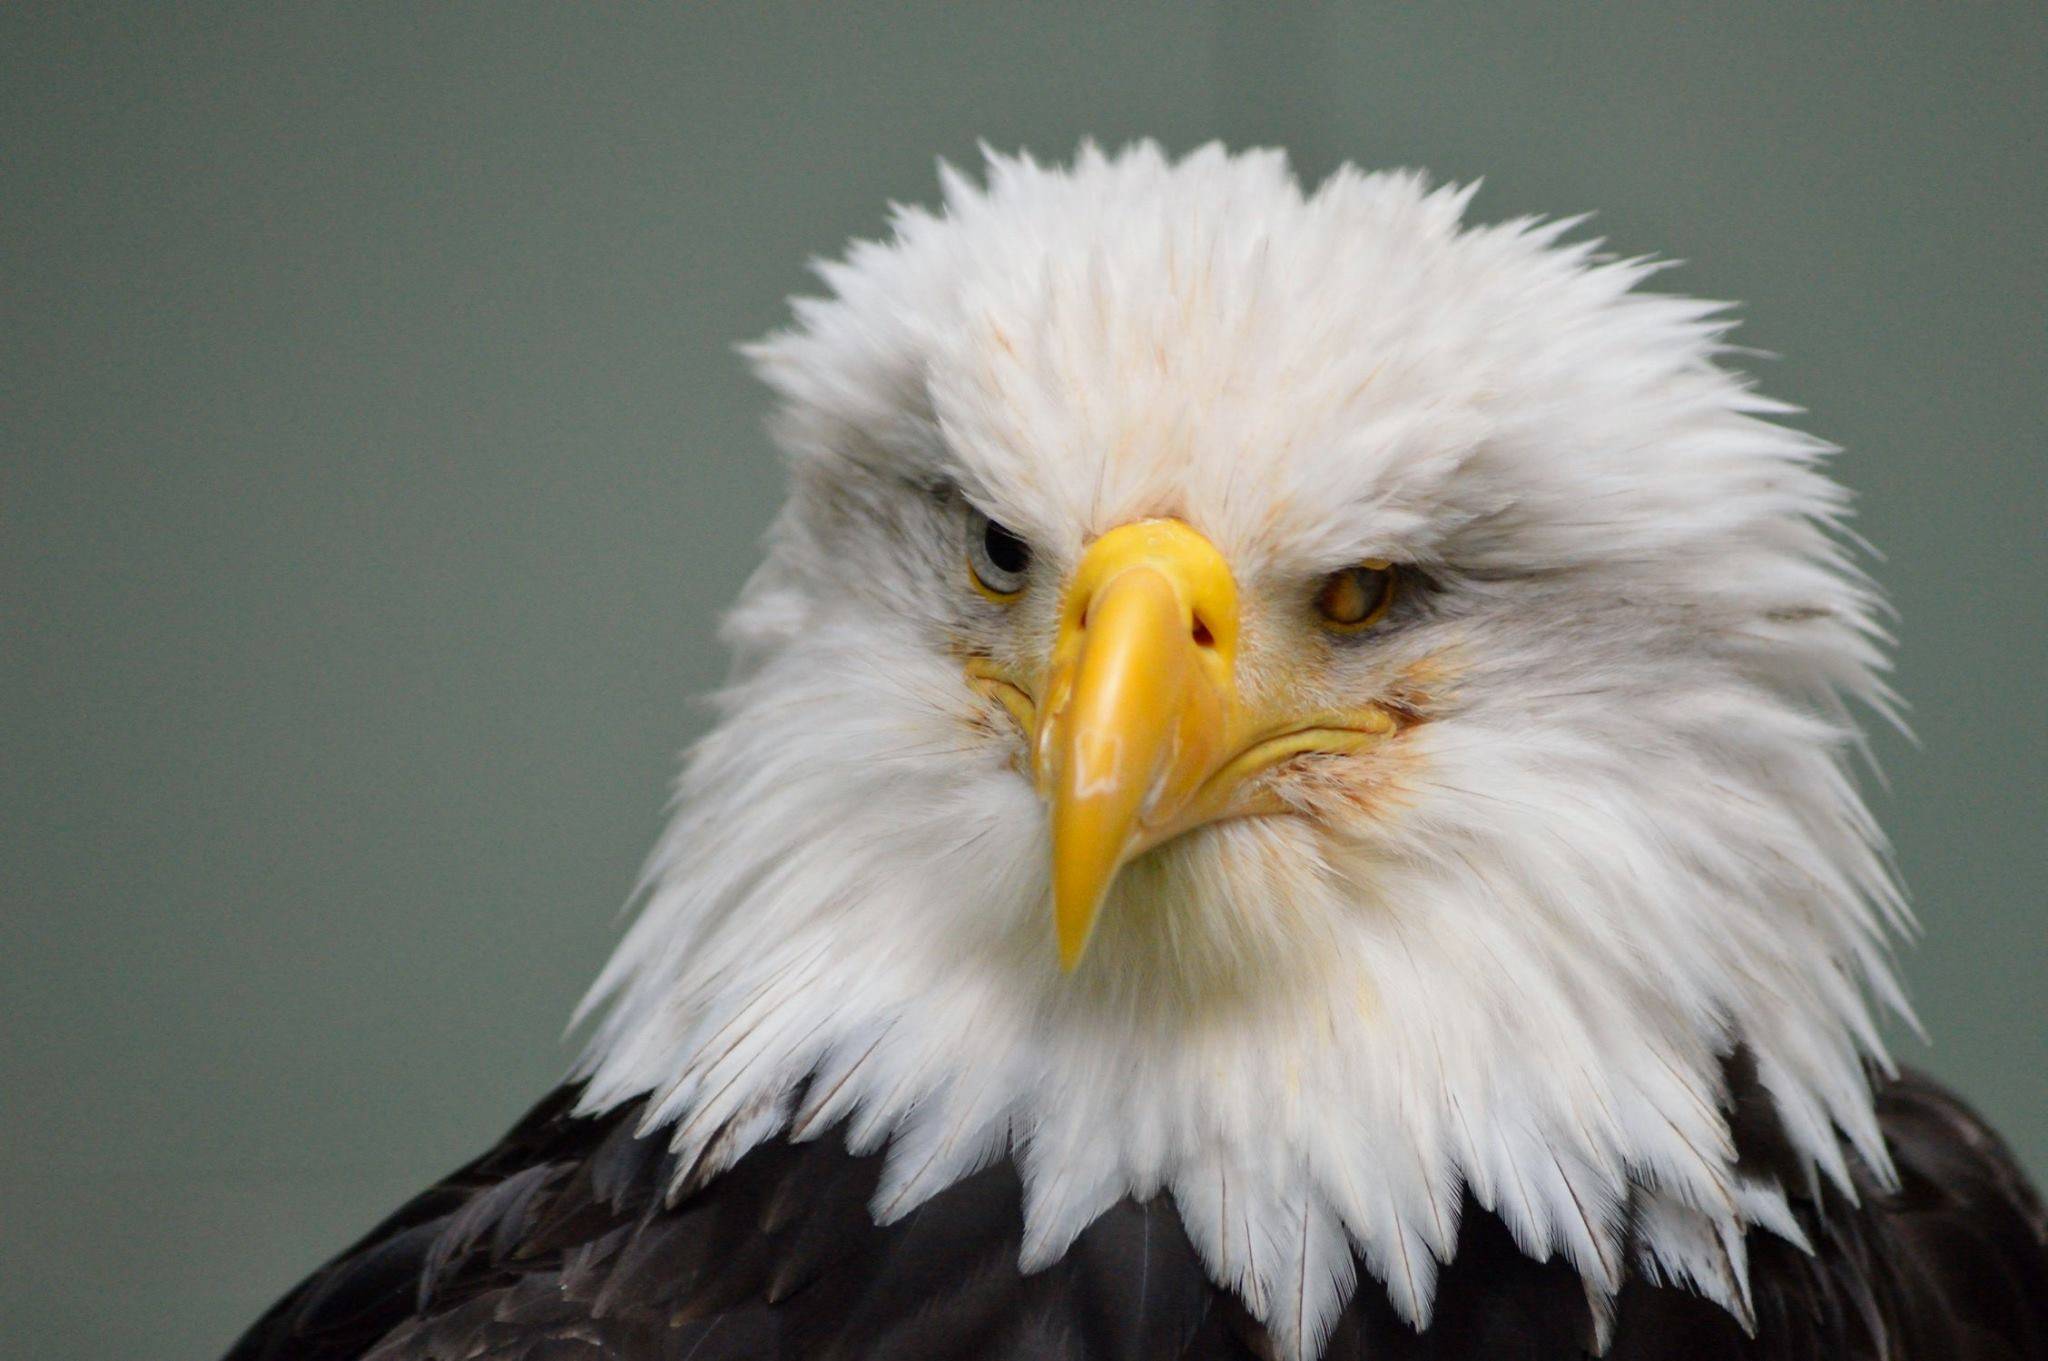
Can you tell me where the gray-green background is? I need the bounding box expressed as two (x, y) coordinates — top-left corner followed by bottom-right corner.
(7, 6), (2043, 1356)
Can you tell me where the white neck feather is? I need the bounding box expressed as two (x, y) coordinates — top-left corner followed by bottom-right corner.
(573, 599), (1906, 1359)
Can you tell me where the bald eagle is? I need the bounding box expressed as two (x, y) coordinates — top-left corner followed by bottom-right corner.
(227, 144), (2045, 1361)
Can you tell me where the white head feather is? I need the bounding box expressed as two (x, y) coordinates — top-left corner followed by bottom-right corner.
(573, 142), (1908, 1359)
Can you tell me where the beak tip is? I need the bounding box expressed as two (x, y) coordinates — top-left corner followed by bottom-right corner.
(1053, 892), (1101, 972)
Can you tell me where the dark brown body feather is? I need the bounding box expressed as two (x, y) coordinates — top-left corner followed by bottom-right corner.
(225, 1064), (2046, 1360)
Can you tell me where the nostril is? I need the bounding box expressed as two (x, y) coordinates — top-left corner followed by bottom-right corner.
(1191, 616), (1215, 648)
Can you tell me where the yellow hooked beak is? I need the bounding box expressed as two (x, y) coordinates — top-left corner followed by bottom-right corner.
(968, 520), (1398, 969)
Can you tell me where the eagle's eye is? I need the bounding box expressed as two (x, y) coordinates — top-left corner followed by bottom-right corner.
(967, 507), (1032, 601)
(1313, 561), (1397, 631)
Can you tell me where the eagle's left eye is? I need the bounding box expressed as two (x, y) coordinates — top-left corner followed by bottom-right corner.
(967, 508), (1032, 600)
(1314, 561), (1397, 631)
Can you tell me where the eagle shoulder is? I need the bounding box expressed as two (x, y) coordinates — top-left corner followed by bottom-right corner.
(224, 1068), (2048, 1360)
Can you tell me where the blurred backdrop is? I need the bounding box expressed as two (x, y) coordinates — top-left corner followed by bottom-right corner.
(6, 6), (2043, 1356)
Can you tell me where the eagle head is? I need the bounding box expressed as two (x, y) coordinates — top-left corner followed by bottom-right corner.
(575, 143), (1905, 1353)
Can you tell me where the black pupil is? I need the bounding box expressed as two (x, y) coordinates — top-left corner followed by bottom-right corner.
(983, 520), (1030, 575)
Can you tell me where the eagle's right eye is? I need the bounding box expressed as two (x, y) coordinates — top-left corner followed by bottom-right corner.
(967, 508), (1032, 601)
